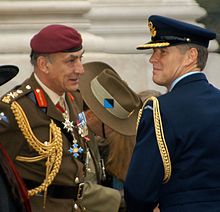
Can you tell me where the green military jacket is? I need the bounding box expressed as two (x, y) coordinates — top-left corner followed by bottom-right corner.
(0, 74), (105, 211)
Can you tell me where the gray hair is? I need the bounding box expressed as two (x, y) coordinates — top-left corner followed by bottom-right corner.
(176, 43), (208, 71)
(30, 51), (52, 66)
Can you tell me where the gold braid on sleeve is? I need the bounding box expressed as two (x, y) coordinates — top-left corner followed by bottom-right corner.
(11, 101), (63, 205)
(136, 96), (172, 183)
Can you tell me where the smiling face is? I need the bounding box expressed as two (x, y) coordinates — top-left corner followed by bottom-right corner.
(36, 50), (84, 95)
(149, 45), (197, 90)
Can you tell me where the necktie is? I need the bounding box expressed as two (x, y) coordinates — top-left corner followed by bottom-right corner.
(56, 97), (66, 113)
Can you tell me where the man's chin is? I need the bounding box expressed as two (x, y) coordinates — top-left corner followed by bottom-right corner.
(68, 84), (79, 92)
(152, 77), (163, 86)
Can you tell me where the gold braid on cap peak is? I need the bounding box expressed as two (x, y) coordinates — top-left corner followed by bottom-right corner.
(136, 96), (171, 183)
(11, 101), (63, 207)
(137, 42), (170, 49)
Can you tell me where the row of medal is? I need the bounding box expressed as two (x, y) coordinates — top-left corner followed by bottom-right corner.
(62, 110), (89, 159)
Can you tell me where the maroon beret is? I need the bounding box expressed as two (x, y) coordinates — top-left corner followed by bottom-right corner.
(30, 24), (82, 53)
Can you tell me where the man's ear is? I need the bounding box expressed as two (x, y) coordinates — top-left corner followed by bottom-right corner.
(189, 48), (198, 60)
(36, 56), (50, 74)
(185, 48), (198, 66)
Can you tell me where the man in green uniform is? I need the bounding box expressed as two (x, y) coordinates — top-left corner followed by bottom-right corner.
(0, 25), (120, 212)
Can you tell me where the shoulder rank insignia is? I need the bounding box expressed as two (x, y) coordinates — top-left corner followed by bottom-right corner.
(1, 84), (33, 104)
(2, 89), (23, 104)
(34, 88), (47, 107)
(144, 105), (153, 110)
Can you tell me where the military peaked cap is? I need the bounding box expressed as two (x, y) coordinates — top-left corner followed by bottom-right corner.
(137, 15), (216, 49)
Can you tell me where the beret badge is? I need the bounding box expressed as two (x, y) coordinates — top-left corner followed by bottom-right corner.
(148, 21), (157, 37)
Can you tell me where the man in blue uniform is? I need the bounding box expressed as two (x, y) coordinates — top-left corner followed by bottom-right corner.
(124, 15), (220, 211)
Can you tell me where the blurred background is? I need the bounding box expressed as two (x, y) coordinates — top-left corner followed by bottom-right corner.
(0, 0), (220, 96)
(197, 0), (220, 52)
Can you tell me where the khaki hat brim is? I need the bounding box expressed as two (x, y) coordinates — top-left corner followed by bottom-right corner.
(79, 61), (140, 136)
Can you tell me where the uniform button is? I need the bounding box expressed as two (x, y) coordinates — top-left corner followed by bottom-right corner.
(75, 177), (79, 183)
(74, 203), (78, 210)
(26, 85), (31, 90)
(17, 89), (23, 94)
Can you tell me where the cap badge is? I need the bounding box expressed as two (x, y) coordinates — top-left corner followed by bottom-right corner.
(148, 21), (157, 37)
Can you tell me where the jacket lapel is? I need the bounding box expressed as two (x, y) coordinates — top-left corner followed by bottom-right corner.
(66, 92), (78, 122)
(24, 74), (64, 122)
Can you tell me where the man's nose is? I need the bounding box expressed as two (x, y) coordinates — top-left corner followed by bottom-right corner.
(75, 59), (84, 74)
(149, 52), (159, 64)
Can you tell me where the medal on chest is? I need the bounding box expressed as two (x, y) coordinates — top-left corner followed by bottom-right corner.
(76, 112), (89, 139)
(61, 110), (90, 158)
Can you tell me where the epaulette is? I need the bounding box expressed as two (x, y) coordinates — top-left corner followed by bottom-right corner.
(136, 96), (172, 183)
(1, 84), (32, 104)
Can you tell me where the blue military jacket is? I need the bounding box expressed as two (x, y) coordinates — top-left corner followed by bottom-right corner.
(124, 73), (220, 211)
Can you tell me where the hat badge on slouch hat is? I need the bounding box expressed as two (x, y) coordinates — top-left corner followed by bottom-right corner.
(30, 24), (83, 54)
(79, 61), (142, 136)
(0, 65), (19, 86)
(137, 15), (216, 50)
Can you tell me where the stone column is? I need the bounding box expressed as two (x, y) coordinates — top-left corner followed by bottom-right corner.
(83, 0), (220, 93)
(0, 0), (219, 96)
(0, 0), (95, 95)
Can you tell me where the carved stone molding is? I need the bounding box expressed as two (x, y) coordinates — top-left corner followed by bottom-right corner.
(0, 1), (92, 53)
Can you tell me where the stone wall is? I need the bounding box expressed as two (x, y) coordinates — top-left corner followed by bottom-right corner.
(0, 0), (219, 96)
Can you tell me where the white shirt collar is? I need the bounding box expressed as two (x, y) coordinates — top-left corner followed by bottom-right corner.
(169, 71), (201, 92)
(34, 73), (65, 105)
